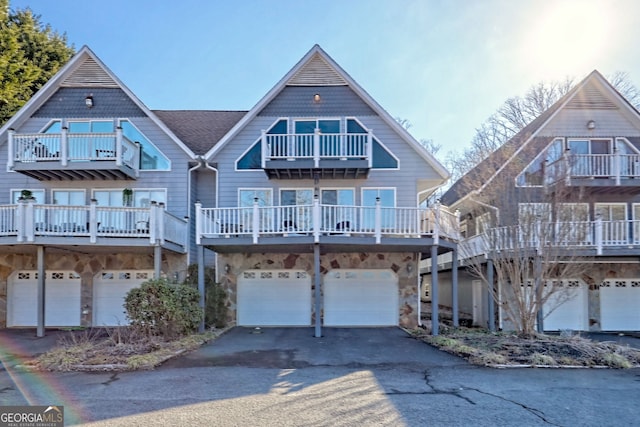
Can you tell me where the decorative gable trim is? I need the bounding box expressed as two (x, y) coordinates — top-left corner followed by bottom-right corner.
(60, 57), (119, 87)
(565, 81), (618, 110)
(287, 53), (347, 86)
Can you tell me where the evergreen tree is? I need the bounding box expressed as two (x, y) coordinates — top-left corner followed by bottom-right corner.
(0, 0), (74, 124)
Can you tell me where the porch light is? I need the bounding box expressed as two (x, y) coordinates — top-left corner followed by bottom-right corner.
(587, 120), (595, 130)
(313, 93), (321, 103)
(85, 95), (94, 108)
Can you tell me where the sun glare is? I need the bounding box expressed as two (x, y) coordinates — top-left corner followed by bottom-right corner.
(522, 1), (611, 78)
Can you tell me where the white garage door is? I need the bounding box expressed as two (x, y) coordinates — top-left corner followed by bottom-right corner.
(324, 269), (398, 326)
(93, 270), (153, 326)
(542, 280), (588, 331)
(7, 271), (81, 327)
(600, 279), (640, 331)
(237, 270), (311, 326)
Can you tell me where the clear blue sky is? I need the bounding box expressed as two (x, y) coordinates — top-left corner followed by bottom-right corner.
(11, 0), (640, 158)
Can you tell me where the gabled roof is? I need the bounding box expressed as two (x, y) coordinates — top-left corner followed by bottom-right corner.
(442, 70), (640, 207)
(204, 44), (449, 180)
(0, 46), (197, 159)
(153, 110), (247, 156)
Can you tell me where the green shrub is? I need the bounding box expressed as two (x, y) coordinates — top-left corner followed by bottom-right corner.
(124, 278), (203, 339)
(182, 264), (228, 329)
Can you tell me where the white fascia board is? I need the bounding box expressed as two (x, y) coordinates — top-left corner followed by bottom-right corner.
(0, 46), (197, 159)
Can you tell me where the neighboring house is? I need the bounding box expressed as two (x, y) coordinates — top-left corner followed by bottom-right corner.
(194, 45), (454, 334)
(428, 70), (640, 332)
(0, 46), (211, 333)
(0, 44), (454, 335)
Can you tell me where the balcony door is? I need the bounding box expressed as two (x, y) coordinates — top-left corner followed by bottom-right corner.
(569, 139), (612, 177)
(295, 119), (340, 158)
(280, 189), (313, 232)
(68, 121), (115, 160)
(362, 188), (396, 231)
(321, 189), (355, 232)
(52, 190), (86, 232)
(556, 203), (590, 245)
(595, 203), (628, 245)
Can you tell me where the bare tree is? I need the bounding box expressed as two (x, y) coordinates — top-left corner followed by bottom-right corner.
(395, 116), (442, 155)
(458, 143), (594, 337)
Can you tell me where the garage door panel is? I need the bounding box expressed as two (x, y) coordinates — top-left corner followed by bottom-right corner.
(543, 282), (588, 331)
(324, 270), (398, 327)
(238, 270), (311, 326)
(600, 280), (640, 331)
(94, 271), (152, 326)
(8, 271), (81, 327)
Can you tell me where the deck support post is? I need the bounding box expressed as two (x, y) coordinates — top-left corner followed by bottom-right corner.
(314, 244), (322, 338)
(36, 246), (45, 337)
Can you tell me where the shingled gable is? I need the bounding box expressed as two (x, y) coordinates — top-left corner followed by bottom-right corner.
(441, 70), (640, 207)
(203, 44), (449, 180)
(0, 46), (196, 159)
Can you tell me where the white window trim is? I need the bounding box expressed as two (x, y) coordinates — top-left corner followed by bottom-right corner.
(361, 187), (397, 206)
(119, 119), (171, 172)
(595, 202), (628, 221)
(347, 116), (400, 171)
(320, 187), (356, 205)
(515, 138), (564, 188)
(238, 188), (273, 207)
(51, 189), (86, 205)
(279, 188), (314, 205)
(235, 117), (289, 172)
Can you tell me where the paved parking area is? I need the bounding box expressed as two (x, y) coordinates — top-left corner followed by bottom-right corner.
(163, 327), (465, 369)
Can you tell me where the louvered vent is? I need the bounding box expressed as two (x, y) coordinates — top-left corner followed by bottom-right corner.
(61, 57), (119, 87)
(566, 83), (618, 109)
(288, 53), (347, 86)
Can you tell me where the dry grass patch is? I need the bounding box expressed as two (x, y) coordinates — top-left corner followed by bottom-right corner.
(412, 326), (640, 368)
(35, 327), (218, 371)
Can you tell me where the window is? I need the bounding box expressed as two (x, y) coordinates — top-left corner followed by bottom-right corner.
(239, 189), (273, 232)
(348, 118), (397, 168)
(52, 190), (86, 229)
(281, 189), (313, 231)
(556, 203), (589, 244)
(517, 138), (563, 186)
(121, 121), (170, 170)
(43, 120), (170, 170)
(11, 189), (45, 204)
(238, 119), (287, 170)
(362, 188), (395, 229)
(595, 203), (628, 244)
(322, 188), (355, 231)
(93, 189), (166, 208)
(475, 212), (491, 235)
(568, 138), (612, 176)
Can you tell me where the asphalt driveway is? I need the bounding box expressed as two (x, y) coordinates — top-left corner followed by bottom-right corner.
(162, 326), (465, 369)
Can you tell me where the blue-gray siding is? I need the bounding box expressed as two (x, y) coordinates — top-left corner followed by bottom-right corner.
(33, 88), (145, 118)
(258, 86), (376, 117)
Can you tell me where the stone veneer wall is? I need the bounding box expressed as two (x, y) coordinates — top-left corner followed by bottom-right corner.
(217, 251), (420, 328)
(0, 251), (187, 328)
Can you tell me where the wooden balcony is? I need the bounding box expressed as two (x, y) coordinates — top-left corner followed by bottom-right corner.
(196, 201), (460, 254)
(7, 129), (140, 181)
(0, 201), (187, 253)
(261, 130), (372, 179)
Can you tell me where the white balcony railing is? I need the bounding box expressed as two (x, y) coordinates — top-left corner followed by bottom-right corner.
(8, 129), (140, 174)
(0, 200), (187, 249)
(547, 152), (640, 185)
(261, 130), (373, 168)
(196, 200), (460, 245)
(458, 219), (640, 259)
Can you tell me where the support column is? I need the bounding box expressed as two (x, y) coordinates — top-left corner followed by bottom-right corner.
(430, 244), (439, 336)
(487, 259), (496, 332)
(36, 246), (45, 337)
(451, 247), (459, 328)
(154, 245), (161, 279)
(314, 244), (322, 338)
(198, 245), (205, 333)
(535, 255), (543, 333)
